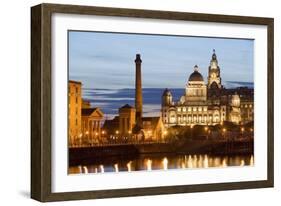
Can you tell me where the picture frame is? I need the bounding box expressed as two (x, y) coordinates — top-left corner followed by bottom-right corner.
(31, 3), (274, 202)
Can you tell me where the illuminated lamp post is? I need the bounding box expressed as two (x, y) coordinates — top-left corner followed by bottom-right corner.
(163, 130), (167, 142)
(115, 130), (119, 143)
(94, 132), (98, 144)
(85, 131), (89, 145)
(222, 128), (226, 139)
(128, 130), (132, 142)
(241, 127), (245, 138)
(190, 125), (194, 139)
(79, 133), (83, 146)
(204, 126), (208, 140)
(148, 130), (152, 141)
(101, 130), (105, 143)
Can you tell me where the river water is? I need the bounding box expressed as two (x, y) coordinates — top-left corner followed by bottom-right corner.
(68, 153), (254, 174)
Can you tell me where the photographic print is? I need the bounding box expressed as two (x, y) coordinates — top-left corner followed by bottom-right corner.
(68, 31), (254, 174)
(31, 4), (273, 201)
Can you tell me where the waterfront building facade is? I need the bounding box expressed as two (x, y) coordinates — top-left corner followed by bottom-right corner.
(118, 104), (136, 136)
(68, 80), (82, 145)
(68, 80), (104, 146)
(161, 50), (254, 127)
(81, 108), (104, 144)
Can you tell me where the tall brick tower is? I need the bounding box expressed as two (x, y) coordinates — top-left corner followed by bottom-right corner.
(135, 54), (143, 127)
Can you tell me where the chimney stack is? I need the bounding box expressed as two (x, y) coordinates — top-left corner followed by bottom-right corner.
(135, 54), (142, 127)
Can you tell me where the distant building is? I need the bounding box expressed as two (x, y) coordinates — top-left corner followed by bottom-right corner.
(118, 104), (136, 136)
(68, 80), (82, 145)
(142, 117), (165, 141)
(103, 105), (164, 142)
(81, 108), (104, 144)
(82, 99), (91, 109)
(103, 116), (119, 138)
(161, 50), (254, 127)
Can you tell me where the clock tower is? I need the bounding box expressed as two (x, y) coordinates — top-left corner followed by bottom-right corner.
(207, 49), (222, 89)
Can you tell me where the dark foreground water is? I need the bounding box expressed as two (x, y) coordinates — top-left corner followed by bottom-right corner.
(68, 153), (254, 174)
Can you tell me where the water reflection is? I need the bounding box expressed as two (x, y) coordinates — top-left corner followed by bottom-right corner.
(127, 161), (132, 172)
(69, 154), (254, 174)
(162, 157), (168, 170)
(114, 163), (119, 173)
(146, 159), (152, 171)
(82, 166), (88, 174)
(100, 165), (104, 173)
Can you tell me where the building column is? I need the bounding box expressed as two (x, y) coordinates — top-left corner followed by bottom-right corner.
(88, 119), (91, 141)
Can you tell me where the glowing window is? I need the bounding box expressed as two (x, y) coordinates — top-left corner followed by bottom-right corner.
(170, 115), (176, 123)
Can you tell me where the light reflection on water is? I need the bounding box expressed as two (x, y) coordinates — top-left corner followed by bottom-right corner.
(69, 154), (254, 174)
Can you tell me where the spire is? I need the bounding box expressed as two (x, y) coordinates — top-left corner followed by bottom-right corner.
(212, 49), (217, 60)
(194, 65), (199, 71)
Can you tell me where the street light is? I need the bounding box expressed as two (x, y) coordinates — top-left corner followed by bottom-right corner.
(190, 125), (194, 138)
(79, 133), (83, 146)
(222, 128), (226, 139)
(241, 127), (245, 138)
(204, 126), (208, 140)
(85, 131), (90, 146)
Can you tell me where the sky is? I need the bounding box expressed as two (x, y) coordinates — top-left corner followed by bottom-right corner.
(68, 31), (254, 118)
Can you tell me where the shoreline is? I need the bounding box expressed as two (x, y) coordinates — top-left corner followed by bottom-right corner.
(69, 139), (253, 166)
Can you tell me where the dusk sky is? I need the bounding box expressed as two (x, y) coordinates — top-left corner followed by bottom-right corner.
(68, 31), (254, 118)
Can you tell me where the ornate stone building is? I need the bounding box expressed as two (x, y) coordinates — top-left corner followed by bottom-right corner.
(161, 50), (254, 127)
(81, 108), (104, 144)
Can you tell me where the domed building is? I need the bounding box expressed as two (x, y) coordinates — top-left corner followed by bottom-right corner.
(161, 50), (254, 127)
(184, 65), (207, 102)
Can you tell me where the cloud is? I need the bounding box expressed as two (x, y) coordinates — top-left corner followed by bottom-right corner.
(81, 88), (185, 117)
(225, 81), (254, 88)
